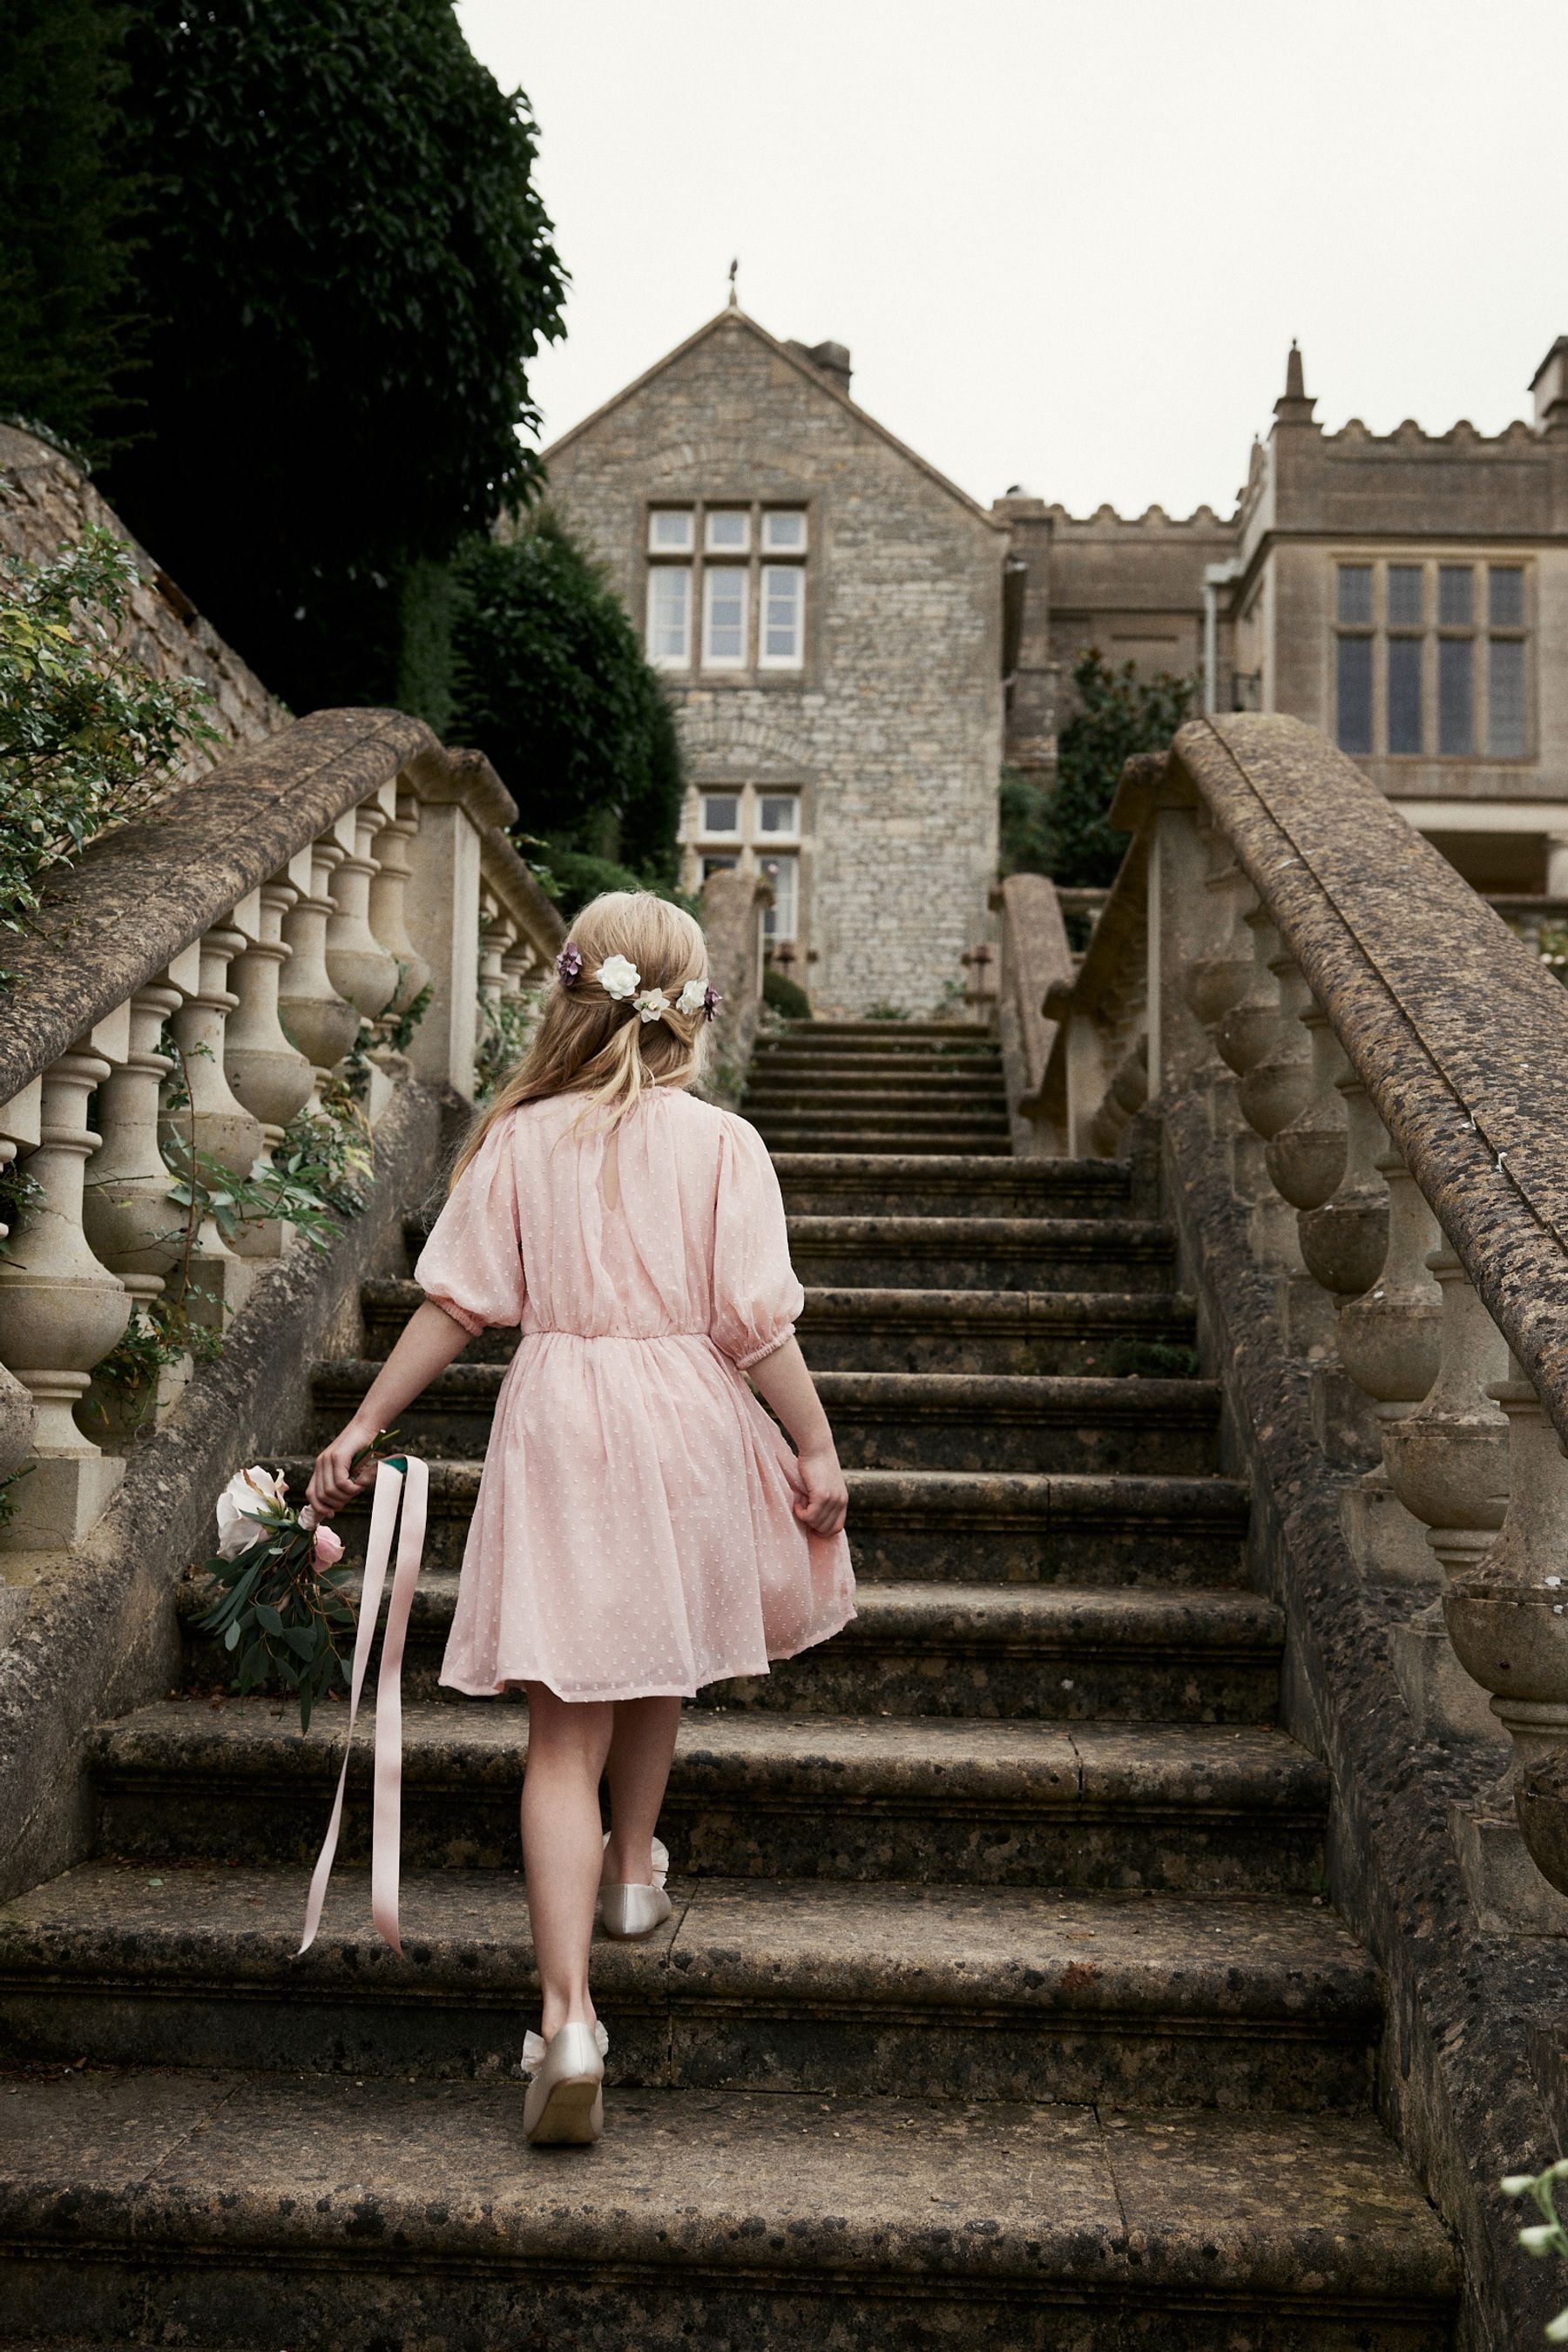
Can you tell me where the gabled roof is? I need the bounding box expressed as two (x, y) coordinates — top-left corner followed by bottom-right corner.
(542, 307), (1005, 531)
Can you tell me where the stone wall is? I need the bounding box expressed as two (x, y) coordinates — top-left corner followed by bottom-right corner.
(0, 424), (284, 767)
(542, 311), (1004, 1018)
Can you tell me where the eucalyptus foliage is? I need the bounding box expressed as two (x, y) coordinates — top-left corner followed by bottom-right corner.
(450, 514), (683, 877)
(0, 524), (214, 953)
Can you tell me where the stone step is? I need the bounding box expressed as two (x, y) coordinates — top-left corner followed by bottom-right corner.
(0, 1866), (1374, 2108)
(283, 1426), (1244, 1584)
(797, 1286), (1197, 1375)
(771, 1153), (1135, 1218)
(749, 1053), (1005, 1082)
(784, 1214), (1174, 1291)
(747, 1066), (1006, 1095)
(0, 2070), (1457, 2351)
(812, 1371), (1220, 1474)
(773, 1019), (997, 1044)
(184, 1577), (1278, 1722)
(751, 1108), (1011, 1141)
(91, 1702), (1321, 1891)
(753, 1129), (1016, 1156)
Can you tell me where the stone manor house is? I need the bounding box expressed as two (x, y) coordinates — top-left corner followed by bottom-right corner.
(541, 305), (1005, 1017)
(1001, 334), (1568, 904)
(545, 314), (1568, 1002)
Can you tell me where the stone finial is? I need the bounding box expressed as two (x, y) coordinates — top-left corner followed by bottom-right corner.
(1274, 341), (1318, 427)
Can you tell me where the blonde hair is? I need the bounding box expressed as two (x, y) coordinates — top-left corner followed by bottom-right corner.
(450, 890), (709, 1186)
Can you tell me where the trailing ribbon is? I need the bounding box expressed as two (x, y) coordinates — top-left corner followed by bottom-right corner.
(298, 1453), (429, 1958)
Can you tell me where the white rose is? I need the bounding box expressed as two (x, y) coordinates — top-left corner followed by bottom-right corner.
(675, 977), (707, 1017)
(596, 954), (640, 1001)
(635, 987), (672, 1025)
(215, 1463), (289, 1558)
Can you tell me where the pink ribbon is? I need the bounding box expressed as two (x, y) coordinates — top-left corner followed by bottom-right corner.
(298, 1454), (429, 1958)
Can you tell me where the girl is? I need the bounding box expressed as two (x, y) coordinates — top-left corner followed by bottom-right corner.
(308, 891), (855, 2147)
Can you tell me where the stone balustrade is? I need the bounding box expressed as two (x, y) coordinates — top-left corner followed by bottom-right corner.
(1020, 711), (1568, 1936)
(0, 709), (561, 1558)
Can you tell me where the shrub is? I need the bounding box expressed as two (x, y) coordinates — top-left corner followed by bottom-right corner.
(763, 966), (812, 1020)
(1003, 652), (1195, 889)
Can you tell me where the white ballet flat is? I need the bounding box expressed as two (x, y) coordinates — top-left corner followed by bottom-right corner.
(598, 1832), (673, 1941)
(522, 2019), (608, 2146)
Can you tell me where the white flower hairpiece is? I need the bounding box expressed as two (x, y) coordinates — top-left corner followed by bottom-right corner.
(634, 986), (672, 1024)
(674, 978), (707, 1017)
(596, 954), (640, 1000)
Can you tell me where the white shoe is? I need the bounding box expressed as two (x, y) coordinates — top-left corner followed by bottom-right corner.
(522, 2021), (607, 2146)
(598, 1833), (673, 1941)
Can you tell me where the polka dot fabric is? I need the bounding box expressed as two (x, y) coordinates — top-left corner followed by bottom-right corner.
(414, 1089), (856, 1701)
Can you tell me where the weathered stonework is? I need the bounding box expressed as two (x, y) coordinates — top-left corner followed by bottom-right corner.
(0, 425), (284, 763)
(539, 310), (1004, 1017)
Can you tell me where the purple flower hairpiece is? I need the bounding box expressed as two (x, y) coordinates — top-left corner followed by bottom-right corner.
(702, 984), (722, 1024)
(555, 940), (583, 987)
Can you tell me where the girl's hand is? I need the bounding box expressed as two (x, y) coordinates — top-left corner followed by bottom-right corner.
(793, 1443), (848, 1538)
(308, 1419), (379, 1519)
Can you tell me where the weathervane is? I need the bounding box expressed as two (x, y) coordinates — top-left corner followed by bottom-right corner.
(727, 258), (739, 309)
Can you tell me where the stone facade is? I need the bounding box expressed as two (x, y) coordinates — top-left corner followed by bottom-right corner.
(539, 308), (1005, 1017)
(998, 335), (1568, 899)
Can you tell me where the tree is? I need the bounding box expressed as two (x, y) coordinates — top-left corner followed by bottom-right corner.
(99, 0), (566, 712)
(1001, 650), (1194, 889)
(0, 0), (143, 464)
(449, 513), (683, 886)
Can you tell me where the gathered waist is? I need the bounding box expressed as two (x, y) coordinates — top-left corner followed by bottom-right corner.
(518, 1321), (714, 1344)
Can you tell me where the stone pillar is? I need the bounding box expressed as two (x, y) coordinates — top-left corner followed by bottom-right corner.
(1146, 795), (1212, 1098)
(0, 1084), (41, 1488)
(0, 1021), (134, 1551)
(159, 932), (262, 1334)
(401, 752), (517, 1101)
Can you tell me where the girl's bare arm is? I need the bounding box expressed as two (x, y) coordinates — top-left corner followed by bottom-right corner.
(745, 1335), (848, 1537)
(307, 1300), (474, 1515)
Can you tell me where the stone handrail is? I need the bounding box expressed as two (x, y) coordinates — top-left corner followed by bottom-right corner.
(0, 706), (564, 1557)
(1044, 709), (1568, 1936)
(987, 873), (1073, 1153)
(699, 867), (773, 1101)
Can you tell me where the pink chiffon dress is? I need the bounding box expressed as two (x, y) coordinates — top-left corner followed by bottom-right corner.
(413, 1086), (857, 1702)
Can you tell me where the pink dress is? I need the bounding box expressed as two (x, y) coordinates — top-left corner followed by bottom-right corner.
(413, 1086), (857, 1702)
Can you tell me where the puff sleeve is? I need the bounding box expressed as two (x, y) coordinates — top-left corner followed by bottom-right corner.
(709, 1112), (805, 1369)
(414, 1117), (527, 1335)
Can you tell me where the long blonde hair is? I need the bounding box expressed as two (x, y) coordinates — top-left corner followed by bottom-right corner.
(450, 890), (710, 1185)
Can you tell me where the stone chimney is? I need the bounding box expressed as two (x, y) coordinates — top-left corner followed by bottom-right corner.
(1531, 336), (1568, 434)
(785, 339), (852, 396)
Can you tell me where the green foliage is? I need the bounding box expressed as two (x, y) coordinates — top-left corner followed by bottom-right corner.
(0, 524), (215, 959)
(1501, 2160), (1568, 2340)
(863, 1000), (911, 1023)
(763, 966), (812, 1020)
(99, 0), (566, 712)
(84, 1294), (220, 1438)
(449, 513), (683, 876)
(1009, 652), (1195, 890)
(476, 981), (548, 1105)
(0, 1463), (34, 1529)
(0, 1162), (46, 1257)
(532, 848), (697, 924)
(0, 0), (143, 463)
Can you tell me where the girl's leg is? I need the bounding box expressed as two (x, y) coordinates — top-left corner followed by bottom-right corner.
(521, 1682), (614, 2038)
(601, 1696), (682, 1884)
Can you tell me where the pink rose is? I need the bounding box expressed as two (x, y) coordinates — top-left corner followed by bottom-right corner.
(313, 1524), (345, 1568)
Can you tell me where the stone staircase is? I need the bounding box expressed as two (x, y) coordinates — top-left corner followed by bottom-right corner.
(0, 1018), (1458, 2348)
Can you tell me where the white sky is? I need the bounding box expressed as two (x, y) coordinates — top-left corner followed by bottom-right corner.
(456, 0), (1568, 520)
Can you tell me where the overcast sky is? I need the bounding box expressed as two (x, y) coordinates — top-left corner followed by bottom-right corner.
(456, 0), (1568, 521)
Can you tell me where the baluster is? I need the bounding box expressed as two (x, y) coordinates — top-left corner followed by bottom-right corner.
(325, 801), (399, 1019)
(1382, 1244), (1511, 1741)
(0, 1024), (133, 1550)
(1266, 1003), (1346, 1220)
(478, 893), (510, 1024)
(368, 792), (432, 1012)
(159, 931), (263, 1334)
(277, 841), (362, 1102)
(1444, 1361), (1568, 1932)
(1331, 1120), (1443, 1588)
(1181, 841), (1254, 1128)
(225, 885), (314, 1260)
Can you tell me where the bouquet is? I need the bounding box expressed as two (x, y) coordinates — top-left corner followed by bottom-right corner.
(194, 1433), (399, 1730)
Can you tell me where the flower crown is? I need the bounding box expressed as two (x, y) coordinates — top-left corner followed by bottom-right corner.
(555, 940), (720, 1025)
